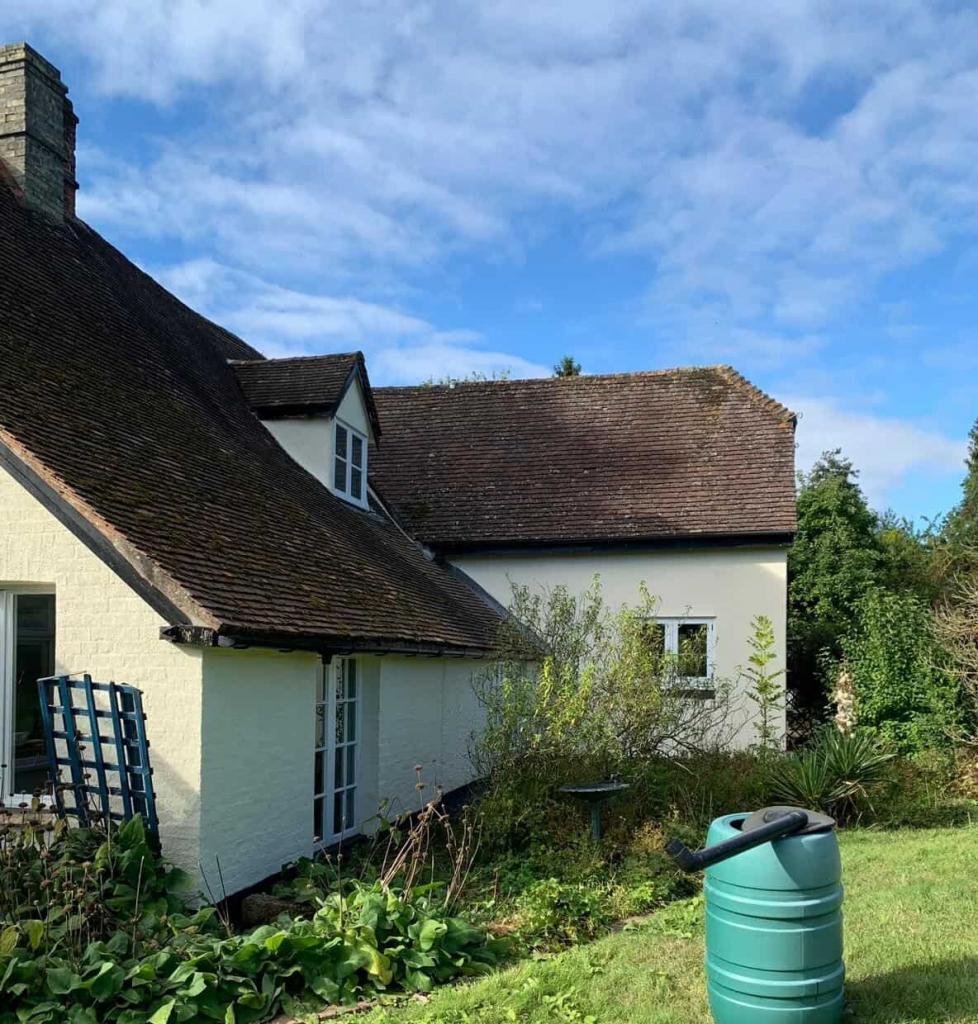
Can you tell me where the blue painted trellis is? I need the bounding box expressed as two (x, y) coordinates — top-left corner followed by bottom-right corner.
(36, 674), (159, 841)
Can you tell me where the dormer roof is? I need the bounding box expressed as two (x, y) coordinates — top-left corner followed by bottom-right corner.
(231, 352), (382, 439)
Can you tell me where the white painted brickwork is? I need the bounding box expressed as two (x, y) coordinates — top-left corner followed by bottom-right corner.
(377, 657), (484, 816)
(0, 465), (205, 870)
(199, 648), (319, 895)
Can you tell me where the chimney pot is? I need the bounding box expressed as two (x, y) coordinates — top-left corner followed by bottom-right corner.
(0, 42), (78, 221)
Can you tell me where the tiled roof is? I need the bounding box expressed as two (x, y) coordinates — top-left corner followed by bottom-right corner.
(0, 185), (502, 653)
(231, 353), (382, 437)
(371, 370), (797, 549)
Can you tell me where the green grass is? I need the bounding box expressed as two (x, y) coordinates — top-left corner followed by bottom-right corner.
(363, 827), (978, 1024)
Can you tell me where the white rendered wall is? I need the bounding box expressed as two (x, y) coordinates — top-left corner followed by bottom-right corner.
(263, 418), (331, 486)
(376, 657), (484, 817)
(198, 647), (321, 895)
(261, 378), (374, 492)
(452, 546), (788, 747)
(0, 465), (205, 870)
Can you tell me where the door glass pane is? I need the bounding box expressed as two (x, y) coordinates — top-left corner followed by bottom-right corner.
(333, 792), (344, 835)
(346, 788), (356, 831)
(314, 797), (324, 842)
(346, 744), (356, 785)
(334, 747), (344, 788)
(677, 623), (708, 678)
(14, 595), (55, 794)
(315, 703), (325, 747)
(346, 661), (357, 699)
(314, 751), (324, 797)
(346, 701), (356, 742)
(335, 703), (345, 744)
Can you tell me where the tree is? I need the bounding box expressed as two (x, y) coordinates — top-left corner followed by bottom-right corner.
(552, 355), (582, 377)
(940, 416), (978, 583)
(788, 450), (882, 708)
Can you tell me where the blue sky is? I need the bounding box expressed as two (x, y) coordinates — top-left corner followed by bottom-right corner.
(4, 2), (978, 522)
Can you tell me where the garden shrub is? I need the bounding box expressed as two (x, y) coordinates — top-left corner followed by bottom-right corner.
(769, 726), (895, 823)
(842, 588), (960, 754)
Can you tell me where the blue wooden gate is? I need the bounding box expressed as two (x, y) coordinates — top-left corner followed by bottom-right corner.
(36, 674), (159, 840)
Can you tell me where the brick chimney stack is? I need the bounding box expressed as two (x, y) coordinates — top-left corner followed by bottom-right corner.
(0, 43), (78, 221)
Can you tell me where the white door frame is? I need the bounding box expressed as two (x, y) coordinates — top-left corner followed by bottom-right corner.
(314, 657), (361, 846)
(0, 586), (55, 804)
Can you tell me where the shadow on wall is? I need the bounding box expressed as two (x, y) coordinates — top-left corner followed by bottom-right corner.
(846, 957), (978, 1022)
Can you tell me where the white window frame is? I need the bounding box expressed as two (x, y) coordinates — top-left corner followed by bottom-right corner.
(313, 657), (361, 846)
(331, 419), (368, 508)
(651, 617), (716, 688)
(1, 587), (56, 805)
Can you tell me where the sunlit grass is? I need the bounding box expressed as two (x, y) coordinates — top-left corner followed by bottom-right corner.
(363, 827), (978, 1023)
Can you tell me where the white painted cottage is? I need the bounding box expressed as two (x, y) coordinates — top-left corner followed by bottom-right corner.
(0, 43), (796, 894)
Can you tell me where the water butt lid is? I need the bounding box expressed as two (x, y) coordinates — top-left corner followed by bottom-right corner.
(742, 805), (836, 836)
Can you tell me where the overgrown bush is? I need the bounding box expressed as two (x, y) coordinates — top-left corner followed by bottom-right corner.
(472, 578), (737, 848)
(842, 589), (959, 753)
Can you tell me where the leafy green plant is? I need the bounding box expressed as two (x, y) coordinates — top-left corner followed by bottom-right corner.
(770, 727), (895, 822)
(741, 614), (785, 750)
(0, 811), (499, 1024)
(512, 879), (610, 948)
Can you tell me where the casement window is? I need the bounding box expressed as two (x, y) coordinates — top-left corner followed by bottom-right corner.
(332, 420), (367, 506)
(0, 589), (56, 802)
(642, 617), (715, 687)
(314, 657), (360, 845)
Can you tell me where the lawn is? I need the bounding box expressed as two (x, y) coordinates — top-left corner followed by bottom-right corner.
(363, 827), (978, 1024)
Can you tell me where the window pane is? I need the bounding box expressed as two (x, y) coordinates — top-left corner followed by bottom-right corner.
(334, 746), (344, 789)
(346, 788), (356, 831)
(350, 467), (363, 500)
(335, 424), (347, 452)
(314, 797), (324, 842)
(334, 455), (347, 492)
(641, 621), (666, 659)
(335, 667), (345, 704)
(351, 434), (364, 468)
(346, 744), (356, 785)
(678, 623), (709, 678)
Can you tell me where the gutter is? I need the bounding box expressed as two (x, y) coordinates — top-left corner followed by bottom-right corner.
(159, 624), (495, 660)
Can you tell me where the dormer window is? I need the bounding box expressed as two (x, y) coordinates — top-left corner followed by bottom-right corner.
(334, 421), (367, 506)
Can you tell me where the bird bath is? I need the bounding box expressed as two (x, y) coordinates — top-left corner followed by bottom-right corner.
(558, 781), (630, 841)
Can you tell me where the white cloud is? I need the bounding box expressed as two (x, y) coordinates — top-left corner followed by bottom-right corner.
(788, 395), (968, 508)
(4, 0), (978, 434)
(7, 0), (977, 333)
(155, 259), (547, 382)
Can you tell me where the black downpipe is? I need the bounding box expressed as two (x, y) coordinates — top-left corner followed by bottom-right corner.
(666, 810), (809, 873)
